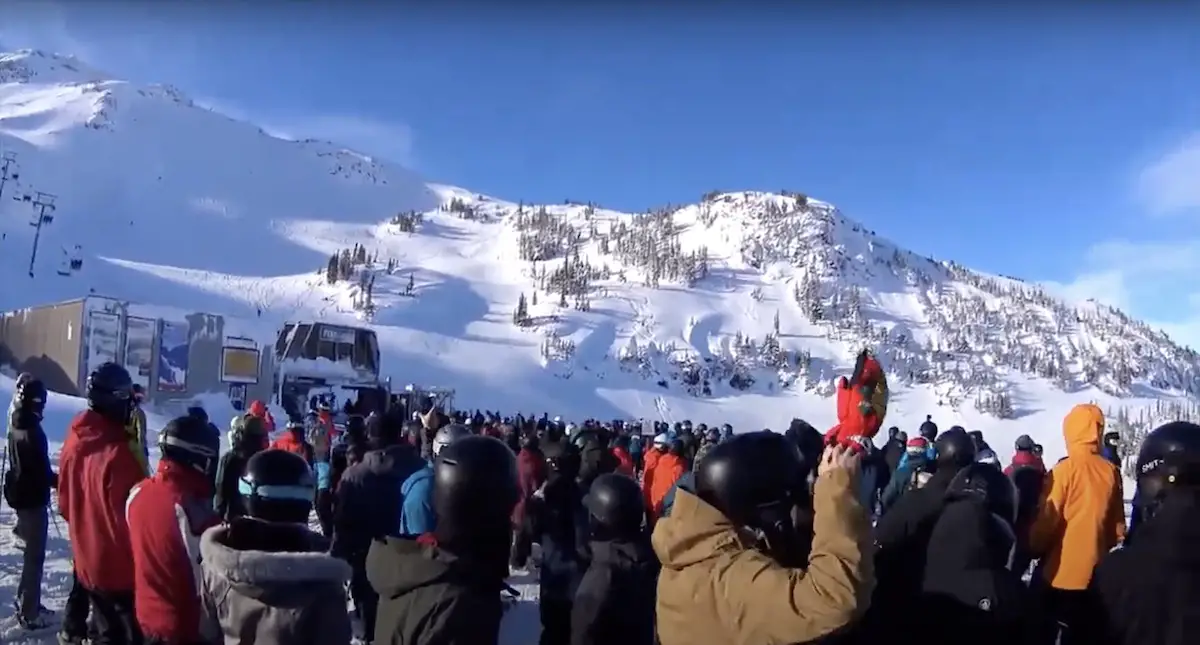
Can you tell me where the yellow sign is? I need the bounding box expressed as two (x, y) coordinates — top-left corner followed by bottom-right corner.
(221, 346), (260, 384)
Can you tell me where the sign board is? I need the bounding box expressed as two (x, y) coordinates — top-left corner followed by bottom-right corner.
(228, 383), (247, 411)
(220, 346), (260, 384)
(319, 326), (356, 344)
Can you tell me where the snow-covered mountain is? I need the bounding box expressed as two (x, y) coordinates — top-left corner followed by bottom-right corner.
(2, 46), (1197, 462)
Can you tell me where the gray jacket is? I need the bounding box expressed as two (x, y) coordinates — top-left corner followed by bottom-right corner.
(199, 522), (353, 645)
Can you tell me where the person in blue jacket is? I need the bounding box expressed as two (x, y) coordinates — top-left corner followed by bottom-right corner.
(313, 455), (334, 537)
(398, 423), (471, 535)
(628, 432), (644, 472)
(880, 435), (935, 511)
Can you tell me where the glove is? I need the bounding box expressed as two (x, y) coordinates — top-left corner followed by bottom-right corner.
(825, 349), (889, 454)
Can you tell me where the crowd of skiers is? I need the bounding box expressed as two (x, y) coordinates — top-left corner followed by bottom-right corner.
(2, 349), (1198, 645)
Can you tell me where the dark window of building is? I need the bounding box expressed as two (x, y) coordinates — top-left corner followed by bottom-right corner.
(275, 323), (295, 357)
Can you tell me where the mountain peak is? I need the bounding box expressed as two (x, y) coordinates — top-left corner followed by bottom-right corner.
(2, 48), (1197, 437)
(0, 47), (112, 86)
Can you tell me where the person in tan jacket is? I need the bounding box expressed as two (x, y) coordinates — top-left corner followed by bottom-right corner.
(652, 431), (874, 645)
(1028, 403), (1125, 644)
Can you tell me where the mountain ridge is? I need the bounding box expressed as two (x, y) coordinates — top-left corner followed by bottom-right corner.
(1, 47), (1196, 455)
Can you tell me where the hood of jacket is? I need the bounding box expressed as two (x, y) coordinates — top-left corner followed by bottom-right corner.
(589, 537), (659, 575)
(1063, 404), (1103, 457)
(653, 487), (752, 570)
(366, 535), (500, 599)
(70, 409), (130, 448)
(361, 443), (422, 475)
(1139, 490), (1200, 564)
(200, 522), (351, 605)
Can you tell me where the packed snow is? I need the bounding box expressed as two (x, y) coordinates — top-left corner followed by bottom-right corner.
(0, 46), (1189, 642)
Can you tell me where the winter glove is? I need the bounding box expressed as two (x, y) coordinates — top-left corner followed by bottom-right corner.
(825, 349), (889, 454)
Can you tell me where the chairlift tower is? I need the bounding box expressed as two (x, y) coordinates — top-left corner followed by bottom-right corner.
(26, 191), (57, 278)
(0, 151), (17, 203)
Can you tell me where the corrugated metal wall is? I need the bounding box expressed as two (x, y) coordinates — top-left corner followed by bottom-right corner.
(0, 300), (86, 395)
(2, 297), (275, 405)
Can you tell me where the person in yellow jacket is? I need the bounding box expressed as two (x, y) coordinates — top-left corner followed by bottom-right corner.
(126, 384), (150, 475)
(1028, 403), (1125, 644)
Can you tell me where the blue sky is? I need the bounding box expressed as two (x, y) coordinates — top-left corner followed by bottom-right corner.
(4, 2), (1200, 347)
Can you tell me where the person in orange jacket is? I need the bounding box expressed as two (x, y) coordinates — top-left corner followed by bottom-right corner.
(270, 419), (314, 464)
(247, 400), (276, 433)
(647, 439), (688, 519)
(316, 404), (338, 446)
(641, 433), (670, 503)
(1028, 403), (1125, 644)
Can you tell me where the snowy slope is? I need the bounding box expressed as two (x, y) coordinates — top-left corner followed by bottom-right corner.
(1, 46), (1198, 460)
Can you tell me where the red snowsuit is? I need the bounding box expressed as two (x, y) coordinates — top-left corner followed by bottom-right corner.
(58, 410), (147, 592)
(1004, 449), (1046, 476)
(611, 446), (635, 477)
(825, 349), (889, 453)
(271, 429), (314, 464)
(126, 460), (219, 643)
(512, 448), (547, 528)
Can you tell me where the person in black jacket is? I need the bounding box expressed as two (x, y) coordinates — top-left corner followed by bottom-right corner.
(574, 429), (617, 491)
(920, 463), (1037, 645)
(571, 473), (658, 645)
(1087, 421), (1200, 645)
(368, 435), (520, 645)
(213, 414), (267, 521)
(3, 375), (57, 631)
(882, 427), (907, 476)
(331, 413), (424, 645)
(849, 426), (977, 643)
(522, 441), (590, 645)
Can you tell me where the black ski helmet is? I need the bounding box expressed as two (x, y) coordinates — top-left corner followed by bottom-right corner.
(694, 430), (805, 531)
(585, 473), (645, 536)
(946, 462), (1018, 527)
(543, 441), (582, 479)
(159, 415), (221, 481)
(1135, 421), (1200, 506)
(934, 426), (977, 469)
(238, 449), (316, 523)
(85, 362), (135, 424)
(433, 435), (519, 532)
(1103, 431), (1120, 451)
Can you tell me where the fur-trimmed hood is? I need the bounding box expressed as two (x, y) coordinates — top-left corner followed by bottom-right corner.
(201, 521), (351, 604)
(199, 521), (353, 644)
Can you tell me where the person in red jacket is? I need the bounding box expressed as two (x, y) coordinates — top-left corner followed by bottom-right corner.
(510, 430), (547, 568)
(270, 419), (314, 463)
(610, 434), (636, 477)
(1004, 434), (1047, 476)
(126, 415), (221, 645)
(57, 362), (147, 644)
(247, 399), (276, 433)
